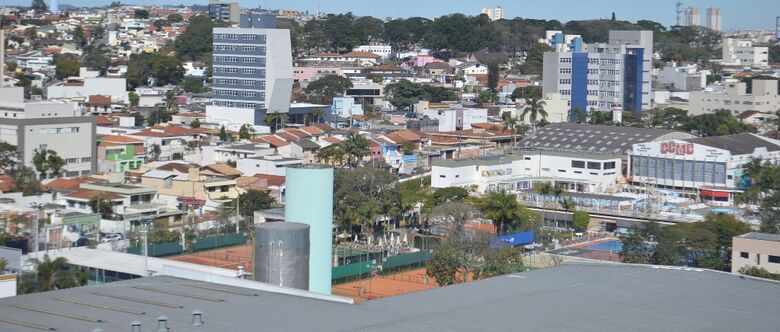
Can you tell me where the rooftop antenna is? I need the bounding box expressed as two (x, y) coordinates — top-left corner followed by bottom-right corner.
(675, 0), (684, 26)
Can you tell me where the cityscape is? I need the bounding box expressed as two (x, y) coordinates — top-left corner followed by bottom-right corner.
(0, 0), (780, 330)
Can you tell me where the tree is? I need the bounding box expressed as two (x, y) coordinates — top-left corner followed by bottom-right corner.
(0, 142), (18, 172)
(163, 89), (180, 113)
(134, 9), (149, 19)
(88, 195), (114, 219)
(128, 92), (139, 109)
(71, 26), (87, 48)
(190, 118), (201, 129)
(568, 107), (588, 123)
(304, 75), (353, 103)
(486, 61), (499, 92)
(521, 97), (548, 130)
(237, 190), (275, 218)
(384, 79), (456, 110)
(31, 0), (48, 12)
(400, 141), (416, 155)
(126, 53), (185, 88)
(333, 168), (397, 235)
(429, 201), (480, 235)
(477, 247), (523, 279)
(315, 145), (347, 166)
(8, 165), (41, 196)
(83, 48), (111, 74)
(501, 111), (517, 146)
(109, 1), (122, 7)
(476, 90), (498, 104)
(32, 149), (65, 179)
(131, 112), (144, 127)
(572, 211), (590, 233)
(511, 86), (542, 101)
(181, 77), (205, 93)
(54, 54), (80, 80)
(478, 190), (520, 235)
(519, 43), (553, 75)
(311, 108), (325, 123)
(619, 223), (659, 264)
(174, 15), (226, 60)
(342, 133), (369, 168)
(167, 13), (183, 23)
(146, 109), (172, 126)
(426, 245), (460, 286)
(424, 187), (469, 212)
(738, 266), (780, 281)
(17, 255), (88, 294)
(238, 124), (251, 140)
(219, 126), (229, 141)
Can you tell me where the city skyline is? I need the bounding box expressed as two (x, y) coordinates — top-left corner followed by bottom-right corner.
(2, 0), (779, 31)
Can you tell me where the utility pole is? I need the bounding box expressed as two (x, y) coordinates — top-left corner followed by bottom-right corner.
(235, 196), (240, 234)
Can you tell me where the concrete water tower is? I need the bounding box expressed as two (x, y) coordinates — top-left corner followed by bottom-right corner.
(285, 166), (333, 295)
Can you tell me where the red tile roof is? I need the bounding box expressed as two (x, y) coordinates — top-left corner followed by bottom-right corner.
(323, 136), (341, 144)
(64, 189), (122, 201)
(311, 123), (335, 132)
(45, 177), (104, 191)
(253, 174), (285, 187)
(368, 64), (405, 72)
(282, 129), (311, 139)
(343, 51), (381, 58)
(99, 135), (143, 144)
(301, 126), (325, 136)
(88, 95), (111, 106)
(253, 135), (290, 148)
(95, 115), (116, 126)
(275, 131), (299, 141)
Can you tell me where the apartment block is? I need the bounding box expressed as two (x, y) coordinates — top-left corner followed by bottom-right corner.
(732, 233), (780, 274)
(542, 30), (653, 118)
(206, 19), (293, 127)
(0, 89), (96, 177)
(721, 38), (769, 67)
(706, 7), (722, 32)
(688, 80), (780, 115)
(208, 0), (240, 24)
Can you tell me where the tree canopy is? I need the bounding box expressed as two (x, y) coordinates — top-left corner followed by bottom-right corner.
(384, 79), (456, 110)
(126, 53), (184, 88)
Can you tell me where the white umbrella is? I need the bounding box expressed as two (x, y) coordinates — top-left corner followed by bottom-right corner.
(379, 237), (384, 247)
(390, 233), (395, 243)
(396, 236), (401, 246)
(402, 233), (408, 243)
(367, 235), (372, 246)
(353, 234), (358, 242)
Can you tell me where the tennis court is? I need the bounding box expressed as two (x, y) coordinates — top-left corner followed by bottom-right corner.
(332, 268), (438, 303)
(549, 238), (622, 262)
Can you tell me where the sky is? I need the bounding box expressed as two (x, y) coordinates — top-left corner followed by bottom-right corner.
(2, 0), (779, 31)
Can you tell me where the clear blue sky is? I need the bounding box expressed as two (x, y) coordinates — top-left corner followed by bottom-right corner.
(3, 0), (779, 31)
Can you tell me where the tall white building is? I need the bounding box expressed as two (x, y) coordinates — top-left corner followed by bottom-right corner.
(706, 7), (722, 32)
(684, 7), (700, 27)
(721, 38), (769, 67)
(480, 6), (503, 21)
(206, 17), (293, 129)
(542, 30), (653, 118)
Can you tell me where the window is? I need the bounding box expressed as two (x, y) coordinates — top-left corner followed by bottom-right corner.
(740, 252), (749, 259)
(558, 169), (566, 173)
(571, 160), (585, 168)
(439, 175), (445, 178)
(66, 157), (78, 163)
(604, 161), (616, 170)
(81, 157), (91, 162)
(769, 255), (780, 264)
(587, 162), (601, 170)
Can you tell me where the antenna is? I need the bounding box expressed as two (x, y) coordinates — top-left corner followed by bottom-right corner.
(675, 0), (684, 26)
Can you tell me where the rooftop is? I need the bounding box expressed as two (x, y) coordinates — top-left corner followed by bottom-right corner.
(2, 262), (779, 331)
(737, 232), (780, 242)
(433, 154), (524, 167)
(685, 133), (780, 155)
(521, 123), (693, 154)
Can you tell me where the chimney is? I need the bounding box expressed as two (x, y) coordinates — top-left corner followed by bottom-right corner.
(192, 310), (204, 327)
(131, 321), (142, 332)
(157, 315), (169, 332)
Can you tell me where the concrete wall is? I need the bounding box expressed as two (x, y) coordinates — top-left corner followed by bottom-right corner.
(732, 236), (780, 274)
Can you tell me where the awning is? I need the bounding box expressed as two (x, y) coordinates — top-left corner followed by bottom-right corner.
(699, 190), (729, 198)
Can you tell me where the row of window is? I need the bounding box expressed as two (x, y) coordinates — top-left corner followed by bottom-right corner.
(214, 89), (265, 99)
(631, 156), (728, 184)
(740, 252), (780, 264)
(213, 100), (264, 109)
(214, 56), (266, 65)
(214, 45), (267, 54)
(37, 127), (80, 134)
(214, 34), (267, 42)
(215, 79), (266, 88)
(65, 157), (92, 163)
(571, 160), (614, 170)
(213, 67), (266, 76)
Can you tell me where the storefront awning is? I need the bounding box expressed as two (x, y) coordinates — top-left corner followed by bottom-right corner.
(699, 190), (729, 198)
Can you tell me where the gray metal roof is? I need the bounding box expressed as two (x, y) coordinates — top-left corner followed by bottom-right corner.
(686, 133), (780, 155)
(520, 123), (694, 154)
(738, 232), (780, 242)
(432, 155), (524, 168)
(2, 263), (780, 331)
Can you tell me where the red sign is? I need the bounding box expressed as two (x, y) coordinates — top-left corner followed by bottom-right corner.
(660, 141), (694, 155)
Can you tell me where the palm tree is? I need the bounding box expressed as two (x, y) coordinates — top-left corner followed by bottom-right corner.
(521, 97), (547, 131)
(18, 255), (87, 294)
(164, 89), (180, 113)
(568, 107), (588, 123)
(342, 133), (369, 168)
(311, 108), (325, 123)
(501, 111), (518, 146)
(534, 182), (563, 237)
(479, 190), (519, 235)
(264, 113), (280, 132)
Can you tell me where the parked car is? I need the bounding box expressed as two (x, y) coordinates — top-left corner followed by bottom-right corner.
(100, 233), (124, 243)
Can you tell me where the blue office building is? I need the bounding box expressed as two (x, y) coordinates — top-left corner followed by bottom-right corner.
(542, 30), (653, 120)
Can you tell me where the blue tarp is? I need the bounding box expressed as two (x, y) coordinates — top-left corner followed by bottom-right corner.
(492, 231), (535, 248)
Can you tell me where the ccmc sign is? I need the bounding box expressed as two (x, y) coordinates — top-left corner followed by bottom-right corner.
(660, 141), (694, 155)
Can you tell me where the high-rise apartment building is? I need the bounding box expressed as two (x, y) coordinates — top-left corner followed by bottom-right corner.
(480, 6), (503, 21)
(206, 15), (293, 128)
(684, 7), (700, 26)
(208, 0), (240, 24)
(542, 30), (653, 118)
(706, 7), (722, 32)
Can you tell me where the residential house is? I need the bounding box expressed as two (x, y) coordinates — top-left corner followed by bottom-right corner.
(97, 135), (145, 174)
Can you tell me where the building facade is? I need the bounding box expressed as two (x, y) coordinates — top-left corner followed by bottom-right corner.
(684, 7), (700, 26)
(629, 134), (780, 202)
(543, 30), (653, 117)
(207, 23), (293, 127)
(732, 233), (780, 274)
(706, 7), (722, 32)
(353, 45), (392, 59)
(721, 38), (769, 67)
(208, 0), (240, 24)
(0, 101), (96, 177)
(688, 80), (780, 115)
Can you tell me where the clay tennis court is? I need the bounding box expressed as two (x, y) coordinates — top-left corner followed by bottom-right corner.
(169, 244), (254, 271)
(332, 268), (438, 303)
